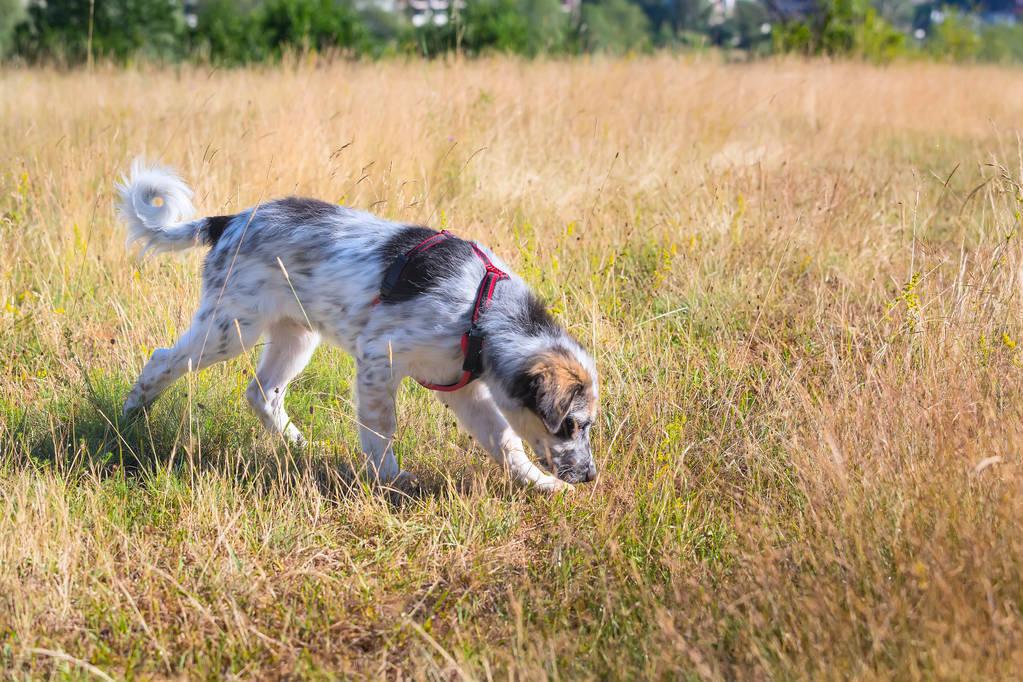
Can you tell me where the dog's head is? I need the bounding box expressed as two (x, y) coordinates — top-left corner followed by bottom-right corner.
(498, 344), (599, 484)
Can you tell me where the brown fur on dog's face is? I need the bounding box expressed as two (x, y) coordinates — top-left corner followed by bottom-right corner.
(526, 348), (597, 434)
(501, 346), (599, 483)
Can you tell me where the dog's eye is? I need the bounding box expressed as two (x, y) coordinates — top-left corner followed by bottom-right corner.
(556, 416), (576, 439)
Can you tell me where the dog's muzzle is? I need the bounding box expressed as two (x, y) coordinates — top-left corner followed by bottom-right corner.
(555, 456), (597, 484)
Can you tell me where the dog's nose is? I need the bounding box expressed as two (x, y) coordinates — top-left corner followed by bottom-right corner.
(583, 462), (597, 482)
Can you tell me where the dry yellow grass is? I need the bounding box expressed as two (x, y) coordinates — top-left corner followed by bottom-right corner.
(2, 56), (1023, 678)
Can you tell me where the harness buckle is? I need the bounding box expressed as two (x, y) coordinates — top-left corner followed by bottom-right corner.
(462, 327), (486, 376)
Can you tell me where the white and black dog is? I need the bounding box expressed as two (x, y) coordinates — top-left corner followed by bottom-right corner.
(116, 161), (598, 492)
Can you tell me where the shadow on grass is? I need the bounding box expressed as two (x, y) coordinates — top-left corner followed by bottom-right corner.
(2, 371), (450, 508)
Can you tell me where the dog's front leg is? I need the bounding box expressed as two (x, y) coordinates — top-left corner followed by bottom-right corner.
(354, 356), (404, 484)
(437, 382), (571, 493)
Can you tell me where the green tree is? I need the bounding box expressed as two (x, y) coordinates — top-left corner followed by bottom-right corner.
(634, 0), (709, 42)
(926, 8), (980, 61)
(460, 0), (531, 53)
(580, 0), (652, 53)
(412, 0), (569, 57)
(14, 0), (185, 63)
(358, 4), (410, 56)
(191, 0), (265, 64)
(520, 0), (572, 54)
(258, 0), (370, 56)
(978, 23), (1023, 63)
(0, 0), (25, 56)
(773, 0), (905, 61)
(853, 6), (905, 61)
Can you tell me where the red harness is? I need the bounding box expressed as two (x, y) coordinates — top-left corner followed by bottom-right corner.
(375, 230), (509, 392)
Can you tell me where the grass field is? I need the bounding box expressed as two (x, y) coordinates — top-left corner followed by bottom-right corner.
(2, 56), (1023, 679)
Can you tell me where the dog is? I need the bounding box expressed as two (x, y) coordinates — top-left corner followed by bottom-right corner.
(116, 160), (598, 492)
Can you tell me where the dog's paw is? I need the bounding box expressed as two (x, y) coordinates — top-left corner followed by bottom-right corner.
(534, 476), (574, 494)
(283, 426), (307, 448)
(382, 470), (423, 500)
(122, 395), (145, 422)
(392, 470), (419, 487)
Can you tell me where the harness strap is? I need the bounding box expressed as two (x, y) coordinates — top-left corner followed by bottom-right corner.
(376, 230), (508, 392)
(379, 230), (454, 300)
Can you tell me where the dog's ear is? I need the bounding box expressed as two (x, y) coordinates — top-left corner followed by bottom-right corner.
(525, 348), (592, 434)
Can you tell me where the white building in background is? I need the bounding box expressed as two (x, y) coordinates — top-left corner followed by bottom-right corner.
(359, 0), (581, 28)
(407, 0), (463, 27)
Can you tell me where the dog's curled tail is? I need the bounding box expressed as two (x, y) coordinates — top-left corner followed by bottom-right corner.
(117, 159), (209, 257)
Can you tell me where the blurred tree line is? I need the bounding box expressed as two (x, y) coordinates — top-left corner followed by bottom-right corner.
(1, 0), (1021, 65)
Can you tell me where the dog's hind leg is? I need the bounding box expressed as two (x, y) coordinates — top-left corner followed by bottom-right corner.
(245, 319), (320, 445)
(123, 305), (263, 417)
(436, 382), (570, 492)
